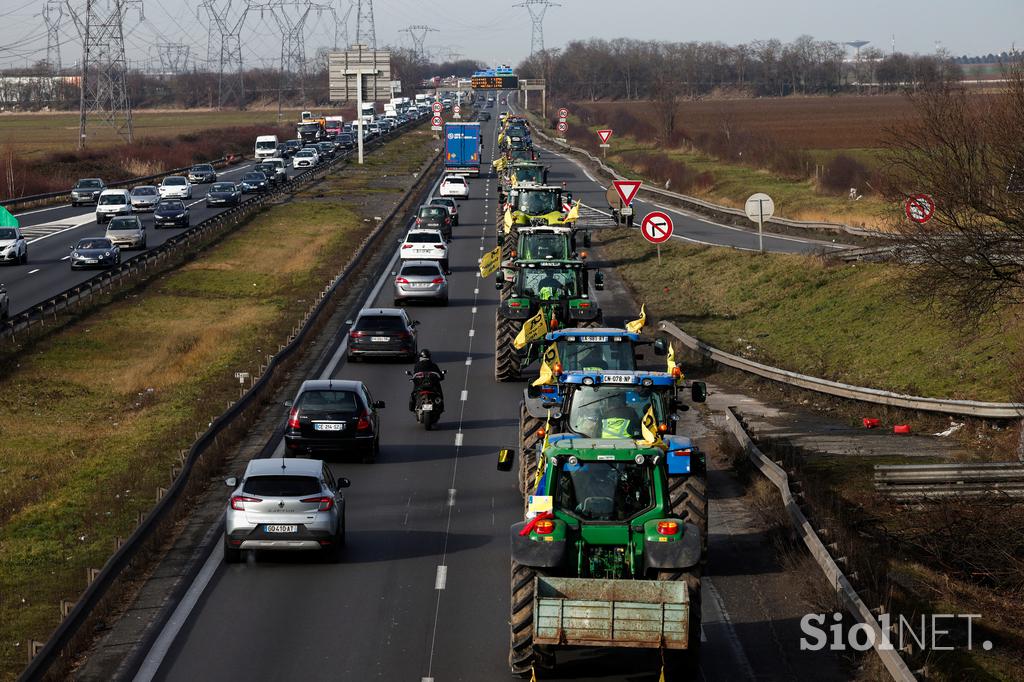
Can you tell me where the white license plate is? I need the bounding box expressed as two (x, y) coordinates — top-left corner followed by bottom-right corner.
(408, 283), (431, 288)
(85, 259), (98, 264)
(314, 422), (345, 431)
(371, 336), (390, 342)
(621, 207), (633, 216)
(265, 524), (297, 533)
(421, 403), (433, 411)
(602, 374), (635, 384)
(580, 336), (609, 342)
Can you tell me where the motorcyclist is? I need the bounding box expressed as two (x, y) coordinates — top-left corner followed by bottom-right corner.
(409, 349), (444, 411)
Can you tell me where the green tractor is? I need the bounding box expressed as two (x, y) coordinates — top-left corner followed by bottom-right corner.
(498, 160), (548, 205)
(498, 225), (580, 297)
(503, 185), (575, 251)
(497, 439), (704, 678)
(494, 260), (604, 382)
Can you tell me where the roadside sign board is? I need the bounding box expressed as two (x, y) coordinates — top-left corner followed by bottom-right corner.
(557, 107), (569, 119)
(597, 129), (613, 145)
(904, 194), (935, 224)
(613, 180), (642, 206)
(641, 212), (673, 244)
(431, 115), (443, 130)
(745, 192), (775, 252)
(432, 101), (442, 113)
(557, 121), (568, 133)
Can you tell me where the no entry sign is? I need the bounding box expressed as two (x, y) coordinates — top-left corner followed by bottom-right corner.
(904, 194), (935, 224)
(641, 211), (673, 244)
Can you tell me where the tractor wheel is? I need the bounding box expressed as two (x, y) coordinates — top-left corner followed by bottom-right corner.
(495, 310), (522, 382)
(657, 569), (702, 679)
(667, 474), (708, 556)
(509, 561), (553, 677)
(518, 402), (545, 496)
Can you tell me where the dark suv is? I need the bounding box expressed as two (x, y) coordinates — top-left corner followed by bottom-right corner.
(347, 308), (418, 361)
(284, 379), (385, 462)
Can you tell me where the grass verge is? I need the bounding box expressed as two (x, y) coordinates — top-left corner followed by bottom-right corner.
(0, 128), (438, 681)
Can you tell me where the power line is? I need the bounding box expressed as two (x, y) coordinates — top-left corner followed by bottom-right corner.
(399, 24), (436, 60)
(354, 0), (374, 49)
(513, 0), (559, 55)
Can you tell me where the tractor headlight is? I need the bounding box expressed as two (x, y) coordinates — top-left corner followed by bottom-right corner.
(634, 454), (645, 465)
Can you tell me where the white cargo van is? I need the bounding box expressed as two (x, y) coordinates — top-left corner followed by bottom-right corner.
(254, 135), (279, 159)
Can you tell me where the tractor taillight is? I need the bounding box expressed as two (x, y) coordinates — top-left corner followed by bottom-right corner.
(657, 521), (679, 536)
(659, 423), (668, 433)
(671, 366), (683, 379)
(534, 520), (555, 535)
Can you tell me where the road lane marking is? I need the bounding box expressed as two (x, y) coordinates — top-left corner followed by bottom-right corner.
(473, 288), (478, 295)
(465, 356), (472, 365)
(434, 565), (447, 590)
(28, 268), (39, 274)
(468, 329), (474, 337)
(454, 432), (463, 447)
(471, 306), (476, 313)
(460, 390), (468, 401)
(61, 256), (69, 260)
(447, 489), (456, 506)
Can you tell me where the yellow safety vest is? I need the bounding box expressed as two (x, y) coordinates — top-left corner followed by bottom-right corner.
(600, 417), (632, 439)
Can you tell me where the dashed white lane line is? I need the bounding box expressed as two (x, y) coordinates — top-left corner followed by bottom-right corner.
(447, 489), (457, 506)
(61, 256), (70, 260)
(471, 306), (477, 314)
(473, 288), (479, 295)
(460, 390), (468, 401)
(28, 268), (39, 274)
(454, 432), (463, 447)
(465, 356), (472, 365)
(468, 329), (474, 337)
(434, 565), (448, 590)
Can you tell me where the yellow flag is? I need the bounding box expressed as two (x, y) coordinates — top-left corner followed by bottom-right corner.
(503, 206), (514, 234)
(666, 343), (676, 375)
(639, 404), (663, 447)
(625, 303), (646, 333)
(479, 245), (501, 278)
(532, 342), (561, 386)
(564, 200), (580, 223)
(498, 132), (505, 145)
(511, 174), (518, 187)
(513, 309), (548, 349)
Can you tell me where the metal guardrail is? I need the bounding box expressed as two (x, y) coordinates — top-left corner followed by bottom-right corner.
(659, 320), (1024, 419)
(16, 122), (436, 682)
(724, 407), (918, 682)
(874, 462), (1024, 499)
(1, 156), (234, 211)
(508, 97), (889, 242)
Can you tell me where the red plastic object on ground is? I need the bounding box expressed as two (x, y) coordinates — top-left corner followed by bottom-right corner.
(893, 424), (911, 434)
(863, 418), (881, 428)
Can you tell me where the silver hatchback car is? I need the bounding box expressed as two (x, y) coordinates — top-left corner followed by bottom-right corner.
(104, 215), (147, 249)
(392, 260), (448, 305)
(223, 458), (349, 563)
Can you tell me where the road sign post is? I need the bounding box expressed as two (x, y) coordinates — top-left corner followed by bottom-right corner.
(744, 193), (775, 252)
(641, 211), (673, 265)
(431, 114), (443, 131)
(597, 129), (613, 157)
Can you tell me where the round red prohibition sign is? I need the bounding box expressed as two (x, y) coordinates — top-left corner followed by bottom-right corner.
(641, 211), (674, 244)
(557, 121), (568, 132)
(904, 194), (935, 224)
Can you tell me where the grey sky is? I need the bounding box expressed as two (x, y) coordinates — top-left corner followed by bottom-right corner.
(0, 0), (1019, 71)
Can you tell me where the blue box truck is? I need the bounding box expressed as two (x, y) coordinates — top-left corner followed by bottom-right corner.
(444, 122), (482, 176)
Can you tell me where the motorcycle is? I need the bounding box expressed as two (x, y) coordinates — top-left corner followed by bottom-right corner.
(406, 369), (446, 430)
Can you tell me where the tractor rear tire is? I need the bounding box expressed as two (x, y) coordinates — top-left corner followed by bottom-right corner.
(667, 474), (708, 556)
(518, 402), (545, 496)
(510, 561), (553, 677)
(495, 310), (522, 382)
(658, 570), (702, 680)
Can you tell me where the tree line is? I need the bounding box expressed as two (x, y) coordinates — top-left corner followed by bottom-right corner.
(516, 37), (964, 100)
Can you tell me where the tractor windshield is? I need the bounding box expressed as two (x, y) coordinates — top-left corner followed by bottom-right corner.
(517, 191), (560, 215)
(565, 385), (669, 439)
(557, 339), (637, 372)
(554, 461), (653, 521)
(517, 267), (579, 299)
(520, 234), (569, 260)
(514, 167), (544, 184)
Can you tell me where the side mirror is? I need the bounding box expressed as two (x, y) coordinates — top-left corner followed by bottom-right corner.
(283, 399), (293, 407)
(336, 477), (351, 489)
(691, 381), (708, 403)
(497, 448), (514, 472)
(373, 400), (386, 409)
(224, 476), (237, 487)
(495, 276), (503, 290)
(653, 338), (668, 356)
(594, 272), (605, 291)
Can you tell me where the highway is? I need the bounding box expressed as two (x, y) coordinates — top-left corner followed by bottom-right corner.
(1, 132), (404, 319)
(132, 103), (848, 682)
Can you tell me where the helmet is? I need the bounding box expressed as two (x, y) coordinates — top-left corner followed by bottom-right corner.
(419, 349), (431, 360)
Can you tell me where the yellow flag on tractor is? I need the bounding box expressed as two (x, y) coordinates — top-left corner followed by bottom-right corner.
(514, 309), (548, 349)
(564, 200), (580, 223)
(479, 246), (502, 278)
(666, 343), (676, 374)
(626, 303), (646, 333)
(503, 206), (514, 234)
(532, 342), (562, 386)
(639, 404), (663, 448)
(511, 174), (519, 187)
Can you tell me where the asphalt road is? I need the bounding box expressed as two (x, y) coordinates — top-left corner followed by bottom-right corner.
(1, 133), (403, 318)
(138, 104), (847, 682)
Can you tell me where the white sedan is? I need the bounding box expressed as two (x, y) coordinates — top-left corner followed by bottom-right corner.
(292, 148), (319, 169)
(439, 175), (469, 198)
(400, 229), (449, 273)
(158, 175), (193, 199)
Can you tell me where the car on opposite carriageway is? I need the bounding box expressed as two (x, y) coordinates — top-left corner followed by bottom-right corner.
(187, 163), (218, 184)
(0, 226), (28, 265)
(153, 199), (190, 228)
(70, 178), (106, 206)
(104, 215), (147, 250)
(70, 237), (120, 269)
(205, 182), (242, 208)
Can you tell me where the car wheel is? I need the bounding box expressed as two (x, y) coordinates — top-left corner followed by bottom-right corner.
(20, 250), (27, 265)
(141, 239), (147, 249)
(223, 538), (242, 564)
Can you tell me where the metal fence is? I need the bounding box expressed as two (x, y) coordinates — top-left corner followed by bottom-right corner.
(874, 462), (1024, 499)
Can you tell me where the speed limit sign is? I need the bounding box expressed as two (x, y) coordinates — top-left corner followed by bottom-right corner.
(557, 121), (568, 132)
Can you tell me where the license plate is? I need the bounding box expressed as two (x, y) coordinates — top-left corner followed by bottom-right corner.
(371, 336), (390, 342)
(265, 524), (297, 533)
(409, 283), (430, 288)
(421, 403), (433, 411)
(85, 259), (97, 264)
(580, 336), (609, 342)
(314, 422), (345, 431)
(602, 374), (635, 384)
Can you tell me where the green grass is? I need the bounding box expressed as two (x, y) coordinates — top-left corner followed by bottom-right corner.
(595, 230), (1020, 401)
(0, 128), (439, 681)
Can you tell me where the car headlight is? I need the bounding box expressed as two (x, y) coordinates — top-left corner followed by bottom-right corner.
(72, 252), (79, 258)
(175, 213), (185, 218)
(103, 252), (111, 257)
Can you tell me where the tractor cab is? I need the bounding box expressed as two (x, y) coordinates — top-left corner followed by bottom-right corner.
(512, 185), (567, 226)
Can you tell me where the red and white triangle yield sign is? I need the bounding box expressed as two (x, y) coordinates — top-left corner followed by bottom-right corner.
(613, 180), (642, 206)
(597, 129), (613, 144)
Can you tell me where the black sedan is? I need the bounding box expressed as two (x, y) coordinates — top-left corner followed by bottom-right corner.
(153, 199), (190, 228)
(70, 237), (120, 270)
(284, 379), (385, 462)
(316, 142), (337, 160)
(187, 164), (218, 184)
(205, 182), (241, 208)
(239, 171), (269, 193)
(275, 142), (294, 158)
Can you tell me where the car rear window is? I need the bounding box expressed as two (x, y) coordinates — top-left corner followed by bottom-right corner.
(419, 207), (444, 217)
(243, 475), (320, 496)
(405, 232), (441, 244)
(446, 177), (466, 185)
(297, 390), (359, 414)
(401, 264), (442, 277)
(355, 315), (407, 331)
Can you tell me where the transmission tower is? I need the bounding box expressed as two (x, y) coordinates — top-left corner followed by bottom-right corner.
(333, 0), (352, 49)
(513, 0), (559, 55)
(42, 1), (64, 73)
(67, 0), (144, 148)
(354, 0), (375, 49)
(200, 0), (249, 108)
(400, 25), (437, 60)
(155, 43), (190, 74)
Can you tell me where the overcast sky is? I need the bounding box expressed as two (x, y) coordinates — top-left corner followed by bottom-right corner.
(1, 0), (1020, 71)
